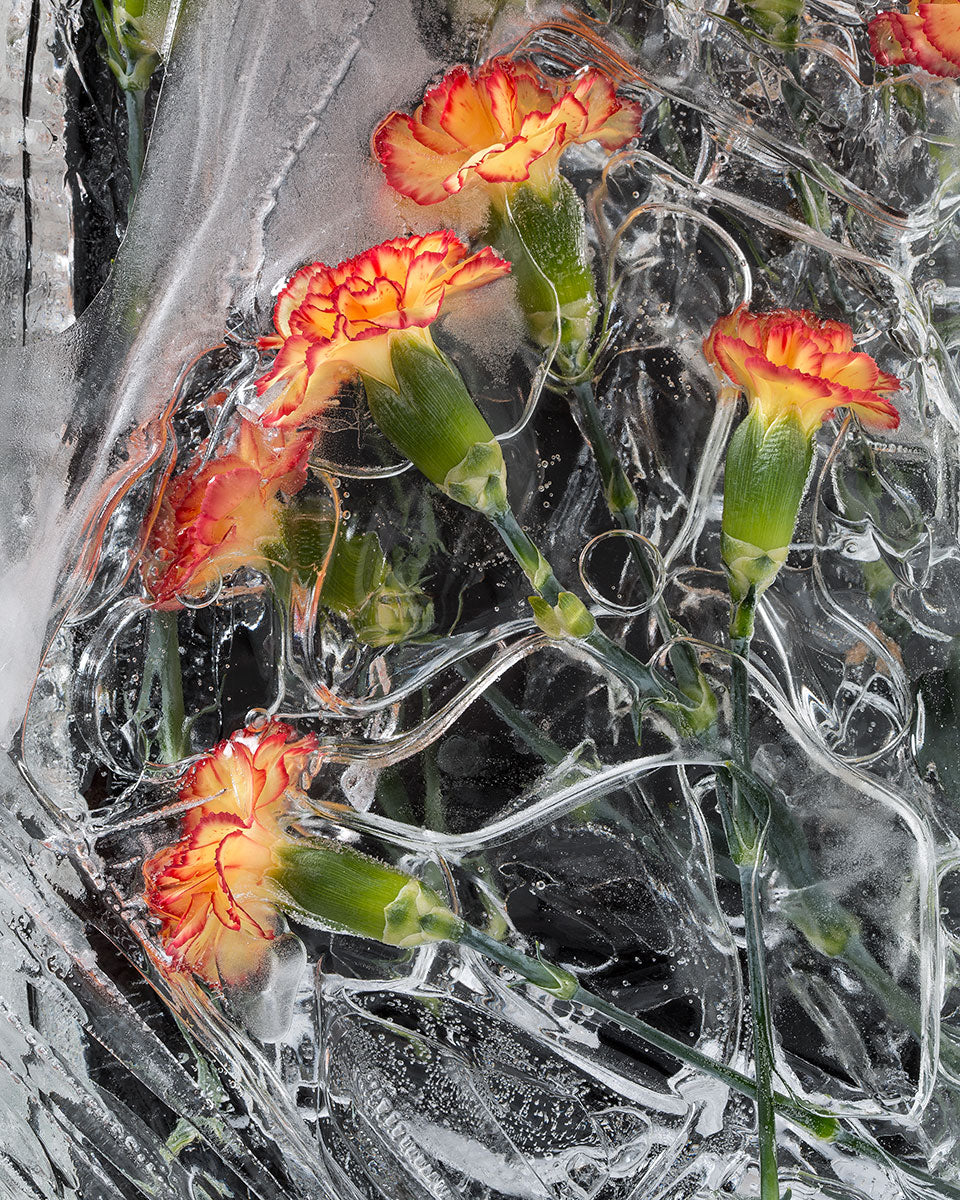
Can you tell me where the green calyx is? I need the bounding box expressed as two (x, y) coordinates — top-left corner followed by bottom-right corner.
(740, 0), (804, 41)
(272, 841), (459, 948)
(782, 887), (861, 959)
(664, 673), (720, 738)
(363, 334), (507, 515)
(721, 407), (813, 604)
(487, 176), (598, 370)
(277, 507), (433, 646)
(722, 536), (789, 609)
(442, 439), (509, 517)
(93, 0), (170, 90)
(528, 592), (596, 640)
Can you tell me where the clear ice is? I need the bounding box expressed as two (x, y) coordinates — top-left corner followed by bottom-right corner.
(2, 0), (960, 1196)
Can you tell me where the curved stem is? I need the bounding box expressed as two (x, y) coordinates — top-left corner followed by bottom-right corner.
(420, 687), (445, 832)
(567, 380), (639, 531)
(488, 507), (695, 717)
(730, 594), (755, 770)
(567, 380), (712, 709)
(742, 856), (780, 1199)
(489, 507), (563, 604)
(446, 921), (960, 1199)
(723, 759), (960, 1079)
(454, 663), (568, 767)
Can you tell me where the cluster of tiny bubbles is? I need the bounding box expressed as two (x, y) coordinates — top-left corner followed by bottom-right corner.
(578, 529), (667, 616)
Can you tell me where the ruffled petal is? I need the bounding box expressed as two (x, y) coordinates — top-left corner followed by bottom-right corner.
(372, 55), (645, 205)
(819, 350), (889, 392)
(142, 417), (316, 607)
(705, 306), (901, 436)
(758, 317), (825, 376)
(255, 232), (506, 428)
(915, 2), (960, 71)
(143, 722), (319, 989)
(373, 113), (458, 204)
(825, 382), (902, 430)
(869, 2), (960, 75)
(482, 58), (522, 136)
(513, 65), (558, 121)
(738, 354), (837, 434)
(272, 262), (322, 337)
(568, 71), (643, 148)
(211, 922), (279, 988)
(443, 245), (513, 296)
(440, 65), (500, 144)
(471, 113), (570, 184)
(869, 10), (917, 64)
(707, 332), (761, 393)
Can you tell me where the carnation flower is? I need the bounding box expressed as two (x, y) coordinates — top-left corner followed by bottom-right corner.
(704, 307), (901, 609)
(704, 306), (901, 437)
(255, 230), (509, 428)
(373, 57), (642, 370)
(144, 720), (461, 989)
(373, 56), (642, 206)
(869, 0), (960, 78)
(142, 418), (315, 609)
(143, 722), (318, 988)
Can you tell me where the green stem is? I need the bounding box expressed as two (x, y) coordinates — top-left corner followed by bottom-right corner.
(722, 591), (781, 1199)
(454, 664), (568, 767)
(488, 507), (691, 715)
(156, 611), (188, 764)
(722, 760), (960, 1078)
(842, 935), (960, 1075)
(567, 380), (712, 709)
(443, 921), (960, 1199)
(137, 610), (189, 763)
(124, 85), (146, 207)
(730, 591), (756, 768)
(451, 921), (829, 1139)
(719, 781), (960, 1101)
(421, 687), (445, 833)
(742, 858), (780, 1200)
(489, 507), (563, 603)
(567, 381), (639, 531)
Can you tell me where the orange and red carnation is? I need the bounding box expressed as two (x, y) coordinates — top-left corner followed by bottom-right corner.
(373, 56), (642, 206)
(703, 306), (900, 436)
(143, 722), (319, 988)
(255, 230), (509, 427)
(869, 0), (960, 78)
(142, 418), (316, 608)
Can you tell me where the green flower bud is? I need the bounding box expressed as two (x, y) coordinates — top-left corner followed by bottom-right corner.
(95, 0), (171, 90)
(352, 578), (435, 647)
(363, 333), (508, 515)
(528, 591), (596, 640)
(487, 176), (598, 369)
(272, 841), (460, 948)
(321, 530), (388, 616)
(721, 407), (813, 605)
(277, 509), (433, 646)
(741, 0), (804, 42)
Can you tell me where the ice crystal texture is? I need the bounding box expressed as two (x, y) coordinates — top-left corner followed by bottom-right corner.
(2, 0), (960, 1196)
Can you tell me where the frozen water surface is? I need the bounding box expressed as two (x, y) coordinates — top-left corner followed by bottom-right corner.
(2, 0), (960, 1195)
